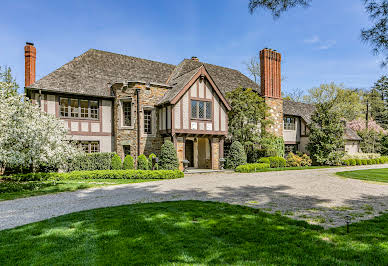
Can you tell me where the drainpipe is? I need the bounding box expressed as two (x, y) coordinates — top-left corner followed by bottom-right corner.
(135, 87), (141, 157)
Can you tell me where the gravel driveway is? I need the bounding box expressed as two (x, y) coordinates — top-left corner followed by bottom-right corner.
(1, 165), (387, 230)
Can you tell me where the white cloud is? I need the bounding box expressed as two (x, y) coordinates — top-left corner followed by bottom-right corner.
(304, 35), (320, 44)
(317, 40), (337, 50)
(304, 35), (336, 50)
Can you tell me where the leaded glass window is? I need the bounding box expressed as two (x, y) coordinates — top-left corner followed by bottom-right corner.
(206, 102), (212, 119)
(123, 101), (132, 127)
(191, 100), (198, 118)
(60, 98), (69, 117)
(144, 110), (152, 134)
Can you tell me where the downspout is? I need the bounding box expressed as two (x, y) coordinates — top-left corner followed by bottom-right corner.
(135, 87), (141, 157)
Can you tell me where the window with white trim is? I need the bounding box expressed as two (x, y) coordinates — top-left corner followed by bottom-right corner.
(283, 116), (296, 130)
(59, 97), (99, 119)
(78, 141), (100, 153)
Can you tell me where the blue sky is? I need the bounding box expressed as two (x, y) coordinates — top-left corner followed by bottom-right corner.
(0, 0), (386, 95)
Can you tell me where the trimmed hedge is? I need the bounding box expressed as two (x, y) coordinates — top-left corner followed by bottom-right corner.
(111, 154), (123, 170)
(123, 155), (135, 170)
(342, 157), (388, 166)
(267, 156), (287, 168)
(2, 170), (184, 182)
(258, 157), (270, 164)
(159, 140), (179, 170)
(235, 163), (270, 173)
(137, 154), (149, 170)
(67, 152), (116, 172)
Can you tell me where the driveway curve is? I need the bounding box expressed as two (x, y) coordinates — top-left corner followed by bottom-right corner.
(1, 165), (387, 230)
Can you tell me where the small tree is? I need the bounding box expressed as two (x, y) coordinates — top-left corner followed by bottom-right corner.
(159, 140), (179, 170)
(137, 154), (149, 170)
(111, 154), (122, 170)
(307, 102), (345, 165)
(260, 134), (285, 157)
(226, 141), (247, 169)
(123, 155), (134, 170)
(148, 153), (157, 170)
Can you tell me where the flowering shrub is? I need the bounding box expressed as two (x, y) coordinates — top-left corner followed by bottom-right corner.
(286, 152), (302, 167)
(0, 87), (80, 172)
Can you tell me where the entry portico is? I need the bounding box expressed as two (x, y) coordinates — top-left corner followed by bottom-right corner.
(158, 65), (231, 170)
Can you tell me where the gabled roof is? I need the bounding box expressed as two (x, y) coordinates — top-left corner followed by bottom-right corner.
(283, 100), (362, 141)
(27, 49), (175, 97)
(27, 49), (258, 99)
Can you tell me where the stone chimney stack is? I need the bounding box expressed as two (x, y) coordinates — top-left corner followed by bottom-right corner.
(25, 42), (36, 87)
(259, 48), (283, 137)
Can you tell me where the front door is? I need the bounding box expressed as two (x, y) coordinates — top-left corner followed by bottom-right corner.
(185, 139), (194, 167)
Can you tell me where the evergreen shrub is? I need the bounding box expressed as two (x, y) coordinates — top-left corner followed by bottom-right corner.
(123, 155), (134, 170)
(137, 154), (149, 170)
(159, 140), (179, 170)
(111, 154), (122, 170)
(226, 141), (247, 169)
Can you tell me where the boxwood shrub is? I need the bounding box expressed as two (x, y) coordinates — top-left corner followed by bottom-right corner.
(267, 156), (287, 168)
(123, 155), (135, 170)
(2, 169), (184, 181)
(137, 154), (149, 170)
(235, 163), (270, 173)
(258, 157), (270, 164)
(67, 152), (116, 172)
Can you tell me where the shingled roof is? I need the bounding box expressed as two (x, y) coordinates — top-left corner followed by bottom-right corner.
(27, 49), (258, 99)
(283, 100), (362, 141)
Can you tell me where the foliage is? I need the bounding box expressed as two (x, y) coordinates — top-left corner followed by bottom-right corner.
(343, 152), (381, 159)
(226, 141), (247, 169)
(249, 0), (388, 66)
(357, 129), (385, 153)
(243, 56), (261, 84)
(148, 153), (157, 170)
(235, 163), (270, 172)
(68, 152), (115, 172)
(336, 168), (388, 183)
(111, 154), (122, 170)
(303, 83), (365, 121)
(286, 152), (302, 167)
(159, 140), (179, 170)
(137, 154), (149, 170)
(381, 135), (388, 155)
(226, 88), (269, 149)
(267, 156), (287, 168)
(307, 102), (345, 165)
(347, 118), (387, 134)
(258, 157), (270, 164)
(0, 66), (19, 92)
(369, 75), (388, 128)
(2, 169), (184, 182)
(259, 134), (285, 157)
(300, 154), (312, 166)
(246, 147), (266, 163)
(123, 155), (135, 170)
(0, 87), (80, 172)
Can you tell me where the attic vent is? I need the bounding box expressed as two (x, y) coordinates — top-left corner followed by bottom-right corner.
(191, 56), (199, 61)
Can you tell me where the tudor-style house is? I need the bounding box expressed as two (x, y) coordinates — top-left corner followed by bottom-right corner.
(24, 43), (361, 170)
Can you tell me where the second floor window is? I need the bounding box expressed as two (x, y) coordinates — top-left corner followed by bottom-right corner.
(60, 97), (99, 119)
(191, 100), (212, 120)
(284, 116), (296, 130)
(78, 141), (100, 153)
(123, 101), (132, 127)
(144, 110), (152, 134)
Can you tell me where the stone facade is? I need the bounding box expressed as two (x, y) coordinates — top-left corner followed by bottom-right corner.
(176, 137), (185, 171)
(114, 83), (169, 160)
(265, 97), (283, 137)
(211, 138), (220, 170)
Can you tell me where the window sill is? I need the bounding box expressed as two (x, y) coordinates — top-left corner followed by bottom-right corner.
(60, 116), (100, 121)
(119, 126), (135, 130)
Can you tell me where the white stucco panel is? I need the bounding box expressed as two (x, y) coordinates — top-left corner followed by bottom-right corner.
(81, 122), (89, 132)
(182, 93), (189, 129)
(102, 100), (112, 133)
(71, 122), (79, 132)
(174, 103), (181, 129)
(91, 123), (100, 132)
(47, 95), (56, 115)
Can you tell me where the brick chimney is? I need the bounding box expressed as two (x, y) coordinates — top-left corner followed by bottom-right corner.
(24, 42), (36, 87)
(260, 48), (283, 137)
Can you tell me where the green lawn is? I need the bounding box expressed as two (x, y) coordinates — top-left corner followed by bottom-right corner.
(0, 179), (158, 201)
(336, 168), (388, 183)
(0, 201), (386, 265)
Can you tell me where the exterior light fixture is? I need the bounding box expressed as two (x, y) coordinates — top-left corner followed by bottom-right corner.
(182, 159), (190, 172)
(152, 157), (159, 170)
(345, 215), (351, 233)
(219, 158), (226, 170)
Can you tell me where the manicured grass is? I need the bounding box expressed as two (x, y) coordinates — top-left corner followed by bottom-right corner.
(0, 201), (386, 265)
(0, 179), (158, 201)
(336, 168), (388, 183)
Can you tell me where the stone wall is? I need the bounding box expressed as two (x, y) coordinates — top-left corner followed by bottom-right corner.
(211, 138), (220, 170)
(114, 83), (169, 160)
(265, 97), (283, 137)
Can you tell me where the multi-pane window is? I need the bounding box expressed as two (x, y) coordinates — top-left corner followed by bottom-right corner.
(122, 101), (132, 127)
(123, 145), (131, 157)
(191, 100), (212, 120)
(60, 98), (99, 119)
(60, 98), (69, 117)
(144, 110), (152, 134)
(78, 141), (100, 153)
(284, 116), (296, 130)
(285, 144), (298, 154)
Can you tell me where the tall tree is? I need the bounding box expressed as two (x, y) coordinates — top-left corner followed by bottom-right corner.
(226, 87), (269, 149)
(303, 83), (365, 121)
(369, 75), (388, 128)
(307, 102), (345, 165)
(282, 87), (306, 102)
(243, 56), (261, 84)
(248, 0), (388, 66)
(0, 66), (18, 93)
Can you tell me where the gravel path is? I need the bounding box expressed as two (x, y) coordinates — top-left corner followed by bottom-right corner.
(1, 165), (387, 230)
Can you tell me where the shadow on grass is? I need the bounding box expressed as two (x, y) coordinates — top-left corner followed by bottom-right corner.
(0, 201), (386, 265)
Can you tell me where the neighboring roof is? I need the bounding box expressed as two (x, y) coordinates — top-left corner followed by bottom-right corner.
(283, 100), (316, 124)
(283, 100), (362, 141)
(27, 49), (258, 99)
(344, 127), (363, 141)
(27, 49), (175, 97)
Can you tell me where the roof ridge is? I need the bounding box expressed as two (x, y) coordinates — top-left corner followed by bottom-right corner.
(170, 64), (203, 83)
